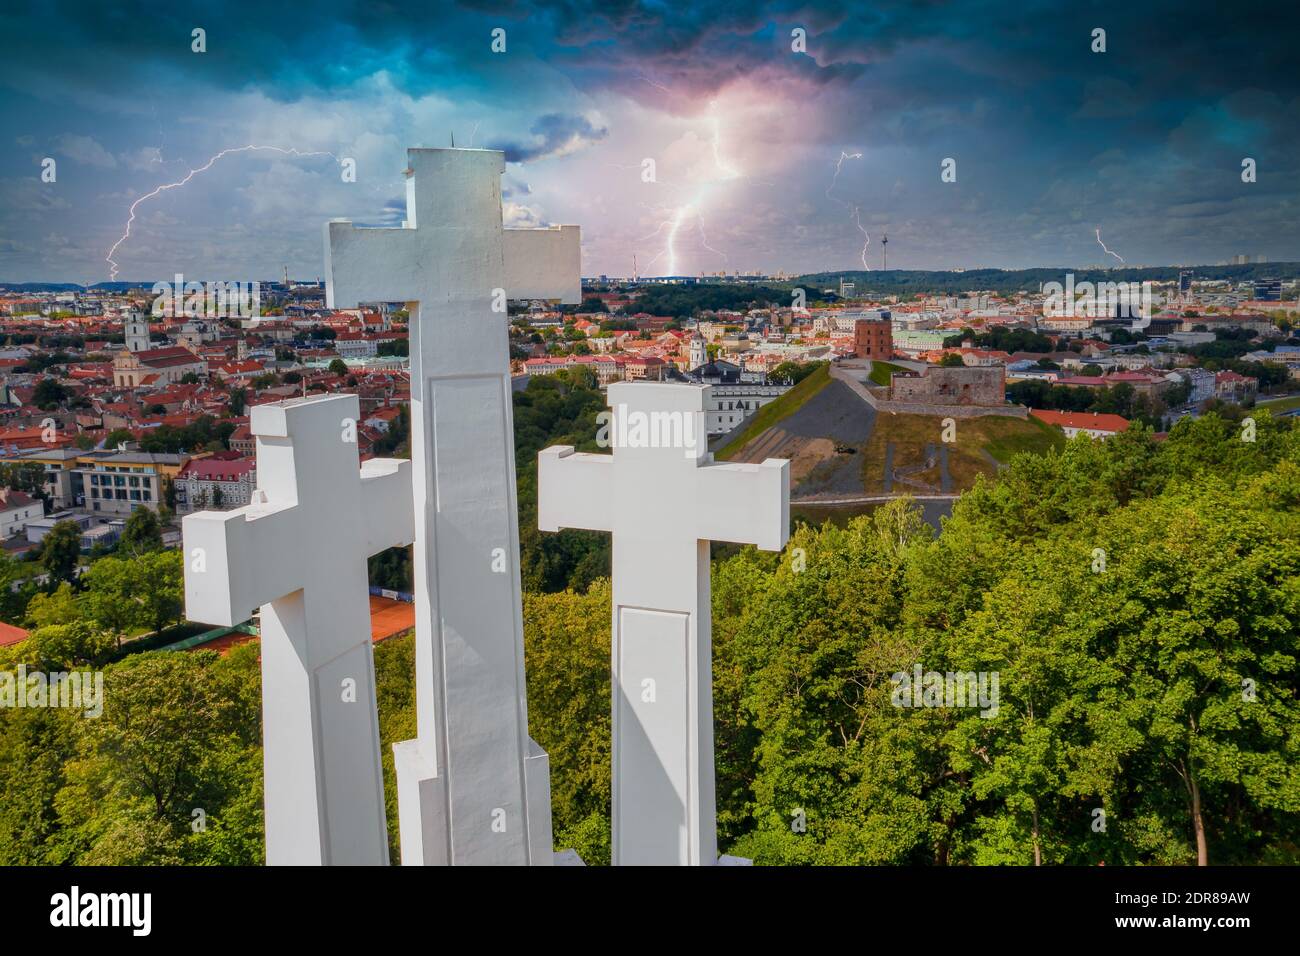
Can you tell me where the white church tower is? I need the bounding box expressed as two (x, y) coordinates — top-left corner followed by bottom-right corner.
(688, 326), (707, 370)
(124, 311), (150, 353)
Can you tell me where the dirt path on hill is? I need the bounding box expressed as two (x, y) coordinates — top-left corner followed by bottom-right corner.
(726, 379), (877, 497)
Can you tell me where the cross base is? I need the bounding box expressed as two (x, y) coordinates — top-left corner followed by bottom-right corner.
(391, 736), (558, 865)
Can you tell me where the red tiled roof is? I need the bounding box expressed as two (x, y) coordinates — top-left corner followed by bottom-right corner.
(0, 489), (37, 509)
(0, 621), (28, 647)
(178, 458), (255, 480)
(1055, 376), (1108, 387)
(1030, 409), (1131, 433)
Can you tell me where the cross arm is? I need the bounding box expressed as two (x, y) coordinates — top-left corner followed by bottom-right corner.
(182, 501), (300, 627)
(324, 220), (423, 308)
(359, 457), (415, 555)
(695, 458), (790, 552)
(503, 226), (581, 305)
(537, 445), (614, 534)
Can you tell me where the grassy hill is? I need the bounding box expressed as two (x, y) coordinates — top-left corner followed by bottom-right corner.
(868, 360), (907, 387)
(860, 412), (1065, 493)
(1258, 394), (1300, 414)
(713, 358), (1064, 497)
(714, 362), (832, 461)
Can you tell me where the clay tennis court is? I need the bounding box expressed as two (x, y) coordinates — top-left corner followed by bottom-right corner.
(366, 595), (415, 642)
(186, 595), (415, 655)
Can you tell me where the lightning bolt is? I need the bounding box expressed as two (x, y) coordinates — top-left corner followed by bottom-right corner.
(695, 217), (728, 264)
(105, 145), (342, 280)
(1095, 228), (1125, 265)
(636, 103), (746, 276)
(146, 90), (173, 166)
(635, 72), (673, 95)
(709, 112), (740, 182)
(635, 202), (698, 274)
(827, 151), (870, 269)
(827, 150), (861, 196)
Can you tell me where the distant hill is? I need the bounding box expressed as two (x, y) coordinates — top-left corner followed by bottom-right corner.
(797, 263), (1300, 297)
(0, 282), (89, 292)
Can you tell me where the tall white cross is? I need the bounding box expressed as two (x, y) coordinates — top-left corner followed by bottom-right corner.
(182, 393), (413, 865)
(325, 147), (580, 865)
(537, 382), (790, 865)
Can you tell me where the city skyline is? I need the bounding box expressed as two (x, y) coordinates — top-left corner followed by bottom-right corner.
(2, 1), (1298, 282)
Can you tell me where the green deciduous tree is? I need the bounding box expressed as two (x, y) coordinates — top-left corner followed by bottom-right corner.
(81, 550), (184, 640)
(119, 507), (162, 556)
(522, 581), (613, 864)
(25, 582), (82, 630)
(40, 521), (82, 586)
(33, 377), (69, 409)
(50, 648), (263, 864)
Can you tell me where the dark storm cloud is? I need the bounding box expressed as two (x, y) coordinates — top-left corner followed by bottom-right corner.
(491, 112), (608, 163)
(4, 1), (1297, 154)
(4, 1), (1298, 129)
(2, 0), (1298, 276)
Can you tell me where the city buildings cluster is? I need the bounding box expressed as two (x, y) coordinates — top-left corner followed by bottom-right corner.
(0, 268), (1293, 548)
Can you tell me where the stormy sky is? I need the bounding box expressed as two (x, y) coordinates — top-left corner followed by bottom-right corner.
(1, 0), (1297, 283)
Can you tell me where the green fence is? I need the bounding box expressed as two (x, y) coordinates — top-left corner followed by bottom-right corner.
(157, 622), (259, 652)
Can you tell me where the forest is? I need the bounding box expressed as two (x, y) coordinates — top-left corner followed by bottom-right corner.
(1, 379), (1296, 865)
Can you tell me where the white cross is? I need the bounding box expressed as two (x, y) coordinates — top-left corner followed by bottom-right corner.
(325, 147), (580, 865)
(182, 393), (413, 865)
(538, 382), (790, 865)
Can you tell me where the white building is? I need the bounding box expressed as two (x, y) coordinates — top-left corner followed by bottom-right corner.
(1175, 367), (1216, 404)
(124, 310), (150, 353)
(892, 329), (950, 355)
(705, 383), (788, 434)
(0, 490), (42, 539)
(689, 331), (707, 369)
(891, 311), (941, 331)
(333, 332), (378, 358)
(673, 360), (791, 435)
(1030, 409), (1131, 439)
(176, 457), (257, 513)
(25, 511), (93, 545)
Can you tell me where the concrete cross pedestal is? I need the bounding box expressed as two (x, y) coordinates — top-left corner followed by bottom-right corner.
(537, 382), (790, 865)
(324, 147), (580, 865)
(182, 393), (413, 865)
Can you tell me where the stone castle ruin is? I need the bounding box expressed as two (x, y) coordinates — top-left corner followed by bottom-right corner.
(841, 363), (1027, 419)
(888, 366), (1006, 407)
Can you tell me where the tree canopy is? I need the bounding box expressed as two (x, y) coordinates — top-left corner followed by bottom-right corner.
(0, 407), (1295, 866)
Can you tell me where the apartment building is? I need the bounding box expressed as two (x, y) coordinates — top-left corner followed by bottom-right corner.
(175, 457), (257, 513)
(77, 450), (190, 514)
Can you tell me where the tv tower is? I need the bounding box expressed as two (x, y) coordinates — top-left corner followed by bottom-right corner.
(881, 234), (889, 271)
